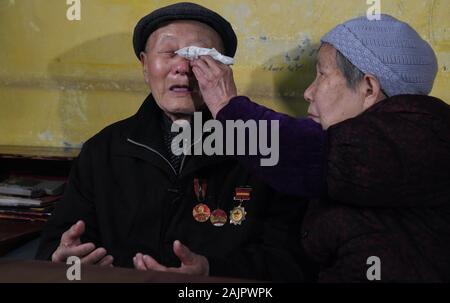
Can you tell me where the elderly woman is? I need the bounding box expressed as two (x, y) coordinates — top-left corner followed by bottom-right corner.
(193, 15), (450, 282)
(36, 2), (309, 282)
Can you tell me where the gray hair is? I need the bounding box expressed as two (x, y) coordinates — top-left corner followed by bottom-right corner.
(335, 49), (365, 90)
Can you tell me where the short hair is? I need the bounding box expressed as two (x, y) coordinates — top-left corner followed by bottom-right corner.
(335, 49), (365, 90)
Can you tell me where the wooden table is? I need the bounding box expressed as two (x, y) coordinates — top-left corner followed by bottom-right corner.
(0, 220), (45, 256)
(0, 259), (256, 283)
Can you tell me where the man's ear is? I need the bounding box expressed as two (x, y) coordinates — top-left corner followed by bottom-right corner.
(361, 74), (384, 110)
(140, 52), (149, 83)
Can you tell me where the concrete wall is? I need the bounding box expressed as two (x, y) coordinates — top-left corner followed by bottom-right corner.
(0, 0), (448, 147)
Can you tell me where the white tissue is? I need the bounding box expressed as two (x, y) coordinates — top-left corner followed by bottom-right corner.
(175, 46), (234, 65)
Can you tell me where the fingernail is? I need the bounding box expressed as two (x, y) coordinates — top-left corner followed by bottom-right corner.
(143, 255), (149, 260)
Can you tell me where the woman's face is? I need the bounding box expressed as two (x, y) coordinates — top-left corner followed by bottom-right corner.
(304, 43), (366, 130)
(140, 20), (224, 121)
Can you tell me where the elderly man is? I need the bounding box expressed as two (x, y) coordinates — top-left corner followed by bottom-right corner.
(35, 2), (309, 282)
(193, 15), (450, 281)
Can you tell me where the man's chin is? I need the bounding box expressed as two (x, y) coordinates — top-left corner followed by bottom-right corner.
(165, 109), (195, 121)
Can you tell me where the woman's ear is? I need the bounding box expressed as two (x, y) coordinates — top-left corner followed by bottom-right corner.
(360, 74), (385, 110)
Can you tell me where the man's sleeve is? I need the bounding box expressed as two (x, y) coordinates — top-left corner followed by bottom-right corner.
(216, 96), (327, 198)
(35, 141), (100, 260)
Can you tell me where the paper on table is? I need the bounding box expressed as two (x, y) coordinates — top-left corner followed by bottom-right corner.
(175, 47), (234, 65)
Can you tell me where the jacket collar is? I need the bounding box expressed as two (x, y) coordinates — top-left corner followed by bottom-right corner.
(117, 94), (227, 177)
(127, 94), (166, 156)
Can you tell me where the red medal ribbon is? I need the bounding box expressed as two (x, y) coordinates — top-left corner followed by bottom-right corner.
(234, 187), (252, 201)
(194, 178), (208, 202)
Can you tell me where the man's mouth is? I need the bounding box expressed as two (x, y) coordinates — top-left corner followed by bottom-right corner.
(170, 84), (193, 93)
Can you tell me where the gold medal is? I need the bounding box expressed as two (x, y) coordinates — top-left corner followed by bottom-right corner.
(193, 203), (211, 222)
(193, 178), (210, 223)
(229, 206), (246, 225)
(210, 209), (227, 227)
(230, 187), (251, 225)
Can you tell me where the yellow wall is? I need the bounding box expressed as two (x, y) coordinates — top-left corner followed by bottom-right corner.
(0, 0), (448, 148)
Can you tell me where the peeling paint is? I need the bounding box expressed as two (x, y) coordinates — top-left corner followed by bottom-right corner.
(38, 130), (54, 142)
(63, 141), (83, 148)
(28, 21), (41, 32)
(62, 91), (89, 123)
(0, 0), (448, 148)
(0, 0), (15, 9)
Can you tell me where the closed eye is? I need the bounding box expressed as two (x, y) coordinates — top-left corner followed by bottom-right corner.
(158, 51), (176, 57)
(316, 68), (325, 77)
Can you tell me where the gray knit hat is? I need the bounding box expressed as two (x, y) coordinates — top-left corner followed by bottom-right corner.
(321, 14), (438, 97)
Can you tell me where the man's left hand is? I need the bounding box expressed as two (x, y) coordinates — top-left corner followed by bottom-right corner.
(133, 240), (209, 276)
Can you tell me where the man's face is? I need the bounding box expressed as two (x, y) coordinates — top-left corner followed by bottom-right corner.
(304, 43), (366, 130)
(140, 20), (224, 120)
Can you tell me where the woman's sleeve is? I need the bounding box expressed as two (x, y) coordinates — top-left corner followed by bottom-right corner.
(216, 96), (327, 197)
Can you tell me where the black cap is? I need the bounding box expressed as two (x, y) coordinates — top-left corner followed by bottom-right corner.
(133, 2), (238, 59)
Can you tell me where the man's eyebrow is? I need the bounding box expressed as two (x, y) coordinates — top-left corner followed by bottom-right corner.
(156, 36), (211, 48)
(158, 35), (177, 43)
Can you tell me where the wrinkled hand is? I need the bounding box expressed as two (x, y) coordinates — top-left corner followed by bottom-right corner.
(51, 220), (114, 266)
(133, 240), (209, 276)
(191, 56), (237, 118)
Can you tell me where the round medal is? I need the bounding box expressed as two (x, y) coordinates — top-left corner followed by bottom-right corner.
(230, 206), (246, 225)
(193, 203), (211, 222)
(210, 209), (228, 227)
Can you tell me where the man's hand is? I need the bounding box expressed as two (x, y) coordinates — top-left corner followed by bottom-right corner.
(191, 56), (237, 118)
(51, 220), (114, 266)
(133, 240), (209, 276)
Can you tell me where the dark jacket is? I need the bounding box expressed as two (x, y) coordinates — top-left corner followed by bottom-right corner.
(217, 94), (450, 282)
(36, 94), (310, 282)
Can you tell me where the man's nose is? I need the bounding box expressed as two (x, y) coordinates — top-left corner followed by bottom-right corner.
(173, 56), (191, 75)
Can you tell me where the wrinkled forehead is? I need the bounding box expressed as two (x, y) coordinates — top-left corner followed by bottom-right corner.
(316, 43), (338, 67)
(146, 20), (224, 50)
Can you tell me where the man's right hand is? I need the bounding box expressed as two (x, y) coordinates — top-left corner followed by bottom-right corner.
(51, 220), (114, 266)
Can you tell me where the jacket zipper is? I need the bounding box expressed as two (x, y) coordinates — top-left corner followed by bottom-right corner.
(127, 130), (204, 176)
(127, 138), (180, 175)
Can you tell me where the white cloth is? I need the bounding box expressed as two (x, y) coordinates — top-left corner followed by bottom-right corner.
(175, 46), (234, 65)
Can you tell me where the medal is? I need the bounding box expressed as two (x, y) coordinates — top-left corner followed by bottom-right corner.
(230, 206), (246, 225)
(234, 187), (252, 201)
(210, 209), (227, 227)
(194, 178), (207, 201)
(193, 178), (210, 223)
(193, 203), (211, 222)
(230, 187), (252, 225)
